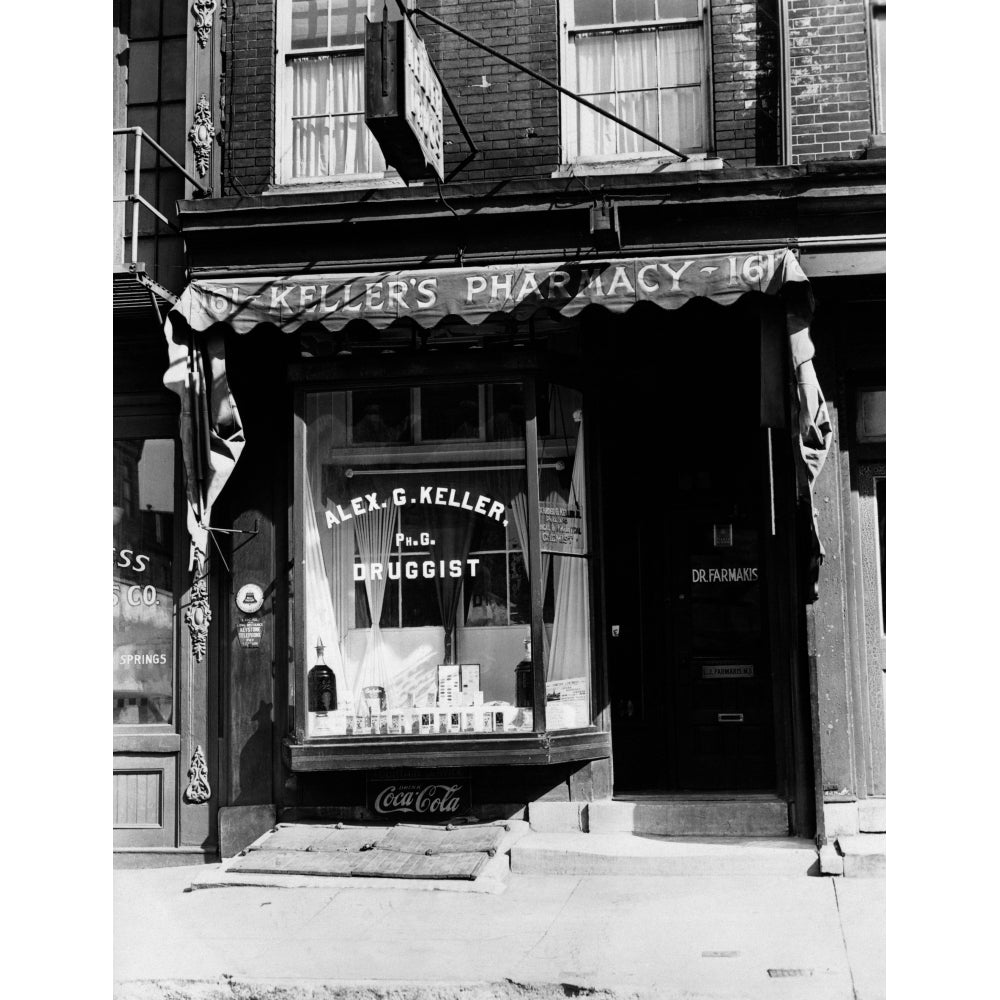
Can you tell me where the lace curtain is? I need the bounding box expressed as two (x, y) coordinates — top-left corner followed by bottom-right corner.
(547, 415), (590, 683)
(575, 25), (703, 155)
(292, 53), (384, 177)
(351, 501), (398, 709)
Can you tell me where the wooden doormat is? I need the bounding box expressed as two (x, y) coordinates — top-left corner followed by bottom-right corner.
(222, 821), (511, 882)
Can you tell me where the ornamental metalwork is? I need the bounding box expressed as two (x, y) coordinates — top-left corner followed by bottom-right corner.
(192, 1), (217, 48)
(184, 745), (212, 804)
(185, 546), (212, 661)
(188, 94), (215, 177)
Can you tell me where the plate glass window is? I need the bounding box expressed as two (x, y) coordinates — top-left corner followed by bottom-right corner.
(113, 438), (175, 725)
(563, 0), (707, 161)
(299, 382), (593, 738)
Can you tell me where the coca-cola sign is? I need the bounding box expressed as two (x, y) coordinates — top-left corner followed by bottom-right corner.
(367, 778), (471, 818)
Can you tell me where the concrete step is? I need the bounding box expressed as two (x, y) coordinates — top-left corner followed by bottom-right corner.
(511, 832), (818, 876)
(836, 835), (886, 878)
(528, 797), (790, 837)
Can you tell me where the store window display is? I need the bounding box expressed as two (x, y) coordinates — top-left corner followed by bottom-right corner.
(299, 381), (592, 738)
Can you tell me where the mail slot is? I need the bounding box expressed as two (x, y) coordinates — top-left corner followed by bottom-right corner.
(717, 712), (744, 723)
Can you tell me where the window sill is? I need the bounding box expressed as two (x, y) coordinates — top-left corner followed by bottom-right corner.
(283, 728), (611, 771)
(552, 155), (723, 178)
(264, 174), (418, 196)
(863, 133), (886, 160)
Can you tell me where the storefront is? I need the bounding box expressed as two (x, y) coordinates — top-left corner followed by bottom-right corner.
(162, 247), (830, 841)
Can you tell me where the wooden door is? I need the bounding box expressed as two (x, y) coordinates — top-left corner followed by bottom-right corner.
(668, 515), (776, 791)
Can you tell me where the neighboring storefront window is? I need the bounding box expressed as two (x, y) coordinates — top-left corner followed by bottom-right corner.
(113, 438), (175, 725)
(300, 381), (592, 737)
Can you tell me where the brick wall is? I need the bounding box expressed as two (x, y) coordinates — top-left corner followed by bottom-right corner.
(787, 0), (873, 163)
(222, 0), (275, 194)
(214, 1), (876, 195)
(420, 0), (561, 184)
(711, 0), (782, 168)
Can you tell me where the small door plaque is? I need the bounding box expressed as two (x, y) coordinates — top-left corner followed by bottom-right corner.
(713, 523), (733, 547)
(237, 617), (264, 648)
(701, 663), (754, 679)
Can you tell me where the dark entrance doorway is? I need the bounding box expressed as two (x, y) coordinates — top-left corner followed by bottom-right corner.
(598, 299), (780, 793)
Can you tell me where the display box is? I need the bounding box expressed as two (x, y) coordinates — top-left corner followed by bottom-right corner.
(546, 677), (589, 729)
(460, 663), (481, 700)
(437, 664), (461, 707)
(309, 709), (348, 737)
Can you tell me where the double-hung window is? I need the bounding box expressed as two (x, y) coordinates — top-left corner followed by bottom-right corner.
(277, 1), (410, 183)
(561, 0), (709, 164)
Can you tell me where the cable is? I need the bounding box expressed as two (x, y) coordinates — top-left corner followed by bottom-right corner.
(434, 175), (461, 217)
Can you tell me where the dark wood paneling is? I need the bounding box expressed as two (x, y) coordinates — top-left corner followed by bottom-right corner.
(810, 331), (858, 801)
(284, 731), (611, 772)
(219, 329), (290, 807)
(114, 732), (181, 753)
(113, 752), (177, 848)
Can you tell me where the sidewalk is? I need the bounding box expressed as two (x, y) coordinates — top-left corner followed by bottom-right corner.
(114, 860), (885, 1000)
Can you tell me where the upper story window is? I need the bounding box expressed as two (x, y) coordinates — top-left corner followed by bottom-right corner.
(277, 1), (410, 183)
(561, 0), (709, 164)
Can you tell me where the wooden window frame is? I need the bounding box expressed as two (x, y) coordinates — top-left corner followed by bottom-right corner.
(286, 353), (610, 769)
(558, 0), (713, 168)
(274, 0), (412, 187)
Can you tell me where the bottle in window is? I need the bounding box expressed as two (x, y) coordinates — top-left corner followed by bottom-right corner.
(308, 638), (337, 714)
(515, 637), (533, 708)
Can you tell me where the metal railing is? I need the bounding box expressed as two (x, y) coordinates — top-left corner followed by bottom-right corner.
(113, 127), (208, 267)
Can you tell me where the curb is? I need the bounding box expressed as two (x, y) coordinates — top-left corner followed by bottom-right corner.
(114, 978), (665, 1000)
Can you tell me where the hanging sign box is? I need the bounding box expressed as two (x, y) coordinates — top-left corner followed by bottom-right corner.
(365, 13), (444, 183)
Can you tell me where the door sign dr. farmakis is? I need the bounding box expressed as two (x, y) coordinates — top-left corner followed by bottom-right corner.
(691, 565), (759, 584)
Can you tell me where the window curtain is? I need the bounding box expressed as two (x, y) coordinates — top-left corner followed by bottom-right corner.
(331, 54), (364, 175)
(421, 472), (479, 662)
(352, 502), (397, 709)
(292, 56), (330, 178)
(547, 414), (590, 684)
(576, 34), (615, 156)
(304, 469), (351, 708)
(574, 26), (704, 156)
(616, 31), (657, 154)
(508, 491), (552, 662)
(292, 53), (380, 177)
(658, 27), (703, 148)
